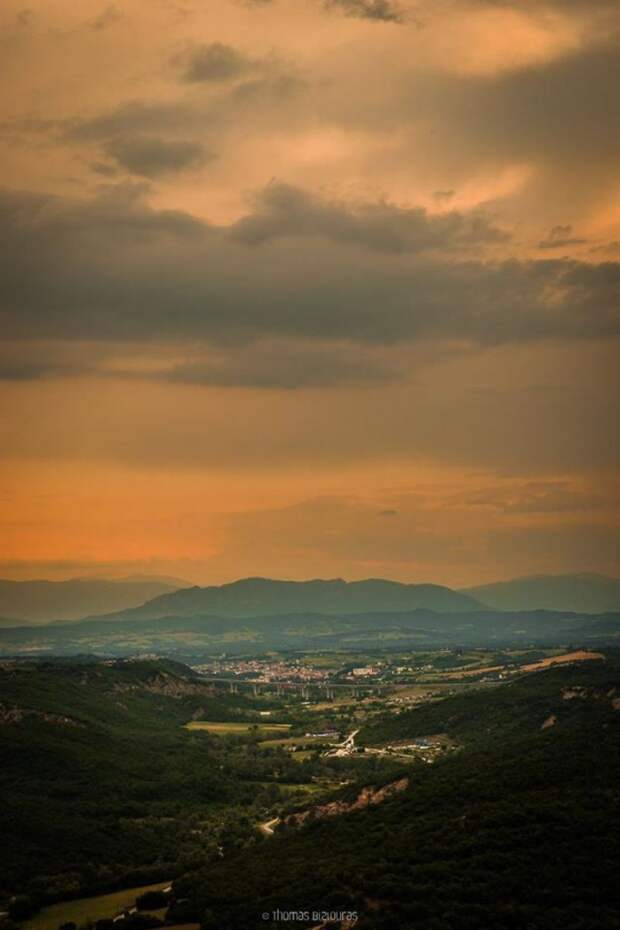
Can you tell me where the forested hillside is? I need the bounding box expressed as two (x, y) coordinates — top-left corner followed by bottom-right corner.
(357, 656), (619, 747)
(0, 660), (297, 907)
(174, 657), (620, 930)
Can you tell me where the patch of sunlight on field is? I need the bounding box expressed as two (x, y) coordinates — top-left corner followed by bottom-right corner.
(23, 882), (170, 930)
(520, 650), (604, 672)
(184, 721), (291, 735)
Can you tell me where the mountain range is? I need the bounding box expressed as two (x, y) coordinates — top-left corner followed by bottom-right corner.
(1, 606), (619, 658)
(2, 573), (620, 628)
(102, 576), (481, 621)
(0, 576), (187, 625)
(463, 572), (620, 614)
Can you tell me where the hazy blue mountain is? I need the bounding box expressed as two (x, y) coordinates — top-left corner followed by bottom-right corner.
(103, 576), (482, 622)
(0, 576), (188, 624)
(1, 606), (618, 657)
(464, 573), (620, 613)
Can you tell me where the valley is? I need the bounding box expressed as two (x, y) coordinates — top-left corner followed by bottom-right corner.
(1, 643), (618, 929)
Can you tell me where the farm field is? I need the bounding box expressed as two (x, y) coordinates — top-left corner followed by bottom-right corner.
(184, 721), (291, 735)
(23, 882), (171, 930)
(392, 683), (458, 696)
(519, 650), (604, 672)
(302, 699), (353, 711)
(258, 734), (329, 748)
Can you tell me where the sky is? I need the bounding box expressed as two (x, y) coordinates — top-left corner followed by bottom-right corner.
(0, 0), (619, 587)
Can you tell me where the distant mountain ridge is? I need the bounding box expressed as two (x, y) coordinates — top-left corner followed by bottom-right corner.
(2, 606), (618, 657)
(464, 573), (620, 613)
(104, 576), (482, 621)
(0, 577), (188, 624)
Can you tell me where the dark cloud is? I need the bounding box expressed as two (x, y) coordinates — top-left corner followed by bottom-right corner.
(88, 4), (123, 31)
(432, 190), (455, 204)
(0, 358), (84, 382)
(102, 135), (210, 177)
(466, 0), (618, 11)
(417, 40), (620, 206)
(324, 0), (402, 23)
(63, 102), (190, 144)
(56, 76), (305, 155)
(0, 341), (116, 383)
(590, 241), (620, 257)
(227, 73), (306, 108)
(538, 225), (588, 250)
(165, 342), (400, 389)
(0, 185), (619, 360)
(175, 42), (254, 83)
(230, 182), (508, 253)
(16, 8), (33, 28)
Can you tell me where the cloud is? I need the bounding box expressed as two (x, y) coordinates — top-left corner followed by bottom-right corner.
(432, 190), (455, 204)
(164, 341), (400, 389)
(466, 0), (617, 11)
(0, 333), (400, 390)
(88, 4), (123, 31)
(175, 42), (255, 83)
(538, 225), (588, 250)
(230, 182), (509, 253)
(206, 488), (619, 583)
(590, 241), (620, 257)
(324, 0), (403, 23)
(102, 135), (210, 177)
(420, 39), (620, 207)
(0, 343), (97, 382)
(63, 101), (192, 144)
(466, 481), (605, 514)
(16, 8), (33, 28)
(0, 184), (619, 361)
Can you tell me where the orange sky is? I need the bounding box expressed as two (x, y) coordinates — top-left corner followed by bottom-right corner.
(0, 0), (619, 586)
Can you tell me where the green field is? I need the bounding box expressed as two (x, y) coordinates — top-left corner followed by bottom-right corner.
(184, 721), (292, 735)
(303, 699), (353, 711)
(23, 882), (171, 930)
(259, 734), (329, 748)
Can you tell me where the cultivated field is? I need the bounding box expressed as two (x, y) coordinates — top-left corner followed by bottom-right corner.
(520, 650), (604, 672)
(259, 734), (329, 748)
(184, 721), (292, 735)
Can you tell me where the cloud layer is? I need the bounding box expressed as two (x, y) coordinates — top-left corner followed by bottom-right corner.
(0, 0), (618, 583)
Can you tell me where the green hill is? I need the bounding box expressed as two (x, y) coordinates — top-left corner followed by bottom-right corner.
(0, 659), (293, 904)
(174, 656), (620, 930)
